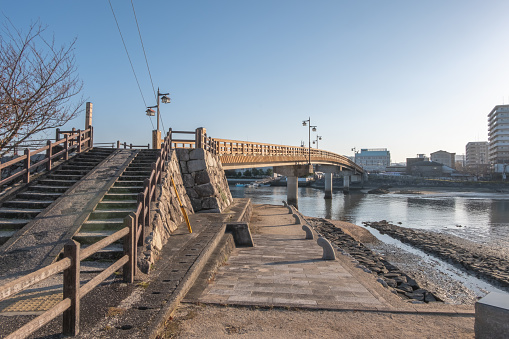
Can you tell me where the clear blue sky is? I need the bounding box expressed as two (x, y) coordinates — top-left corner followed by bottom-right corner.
(2, 0), (509, 162)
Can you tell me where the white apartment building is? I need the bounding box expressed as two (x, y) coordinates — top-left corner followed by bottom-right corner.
(488, 105), (509, 169)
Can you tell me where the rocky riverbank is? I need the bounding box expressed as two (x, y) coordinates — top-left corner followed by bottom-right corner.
(307, 218), (439, 303)
(363, 220), (509, 289)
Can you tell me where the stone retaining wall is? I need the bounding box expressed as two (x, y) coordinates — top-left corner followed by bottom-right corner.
(140, 150), (194, 273)
(175, 148), (233, 213)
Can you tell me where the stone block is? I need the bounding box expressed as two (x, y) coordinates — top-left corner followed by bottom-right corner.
(195, 170), (211, 185)
(190, 198), (202, 211)
(202, 197), (220, 210)
(475, 291), (509, 339)
(187, 159), (207, 172)
(179, 161), (189, 174)
(186, 187), (199, 199)
(182, 174), (195, 188)
(189, 148), (205, 160)
(175, 148), (190, 161)
(195, 183), (215, 197)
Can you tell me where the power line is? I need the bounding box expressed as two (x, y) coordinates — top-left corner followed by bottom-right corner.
(130, 0), (157, 101)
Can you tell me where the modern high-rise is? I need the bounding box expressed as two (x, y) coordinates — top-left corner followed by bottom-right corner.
(488, 105), (509, 167)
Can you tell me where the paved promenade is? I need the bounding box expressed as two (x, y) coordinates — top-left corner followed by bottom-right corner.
(187, 204), (475, 315)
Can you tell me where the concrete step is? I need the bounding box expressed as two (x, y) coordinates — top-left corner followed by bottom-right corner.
(113, 180), (146, 187)
(81, 219), (124, 231)
(81, 244), (124, 260)
(118, 175), (148, 181)
(95, 200), (138, 210)
(2, 200), (54, 209)
(88, 209), (133, 220)
(0, 218), (30, 230)
(75, 230), (119, 245)
(52, 169), (92, 175)
(102, 193), (139, 201)
(46, 174), (84, 181)
(0, 208), (43, 219)
(108, 186), (144, 194)
(122, 170), (152, 176)
(28, 185), (70, 194)
(37, 179), (76, 187)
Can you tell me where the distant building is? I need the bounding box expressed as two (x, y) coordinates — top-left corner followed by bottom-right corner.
(408, 161), (454, 177)
(406, 154), (428, 174)
(488, 104), (509, 171)
(466, 141), (489, 175)
(430, 150), (456, 169)
(354, 148), (390, 172)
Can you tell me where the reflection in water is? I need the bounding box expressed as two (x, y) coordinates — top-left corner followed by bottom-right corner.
(229, 185), (509, 249)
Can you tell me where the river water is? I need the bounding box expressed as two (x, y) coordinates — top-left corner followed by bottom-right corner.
(230, 185), (509, 251)
(231, 185), (509, 300)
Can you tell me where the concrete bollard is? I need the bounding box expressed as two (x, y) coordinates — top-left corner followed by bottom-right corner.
(292, 213), (301, 225)
(302, 225), (314, 240)
(475, 291), (509, 338)
(282, 200), (288, 207)
(317, 237), (336, 260)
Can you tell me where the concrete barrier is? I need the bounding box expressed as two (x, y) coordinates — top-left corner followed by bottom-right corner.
(302, 225), (314, 240)
(475, 291), (509, 338)
(317, 237), (336, 260)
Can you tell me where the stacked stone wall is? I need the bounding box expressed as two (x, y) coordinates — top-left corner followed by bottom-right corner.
(175, 148), (233, 213)
(140, 150), (194, 272)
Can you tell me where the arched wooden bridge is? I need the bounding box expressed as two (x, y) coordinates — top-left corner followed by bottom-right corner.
(167, 128), (364, 174)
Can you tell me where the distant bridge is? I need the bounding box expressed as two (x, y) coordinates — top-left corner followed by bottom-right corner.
(167, 128), (363, 173)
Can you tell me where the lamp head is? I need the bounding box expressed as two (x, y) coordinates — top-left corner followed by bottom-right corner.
(312, 126), (317, 132)
(146, 108), (156, 116)
(302, 121), (307, 126)
(161, 95), (170, 104)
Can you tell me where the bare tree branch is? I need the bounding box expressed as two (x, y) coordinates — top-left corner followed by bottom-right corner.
(0, 19), (84, 156)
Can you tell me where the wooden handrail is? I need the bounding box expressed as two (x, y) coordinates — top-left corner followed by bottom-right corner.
(1, 127), (93, 187)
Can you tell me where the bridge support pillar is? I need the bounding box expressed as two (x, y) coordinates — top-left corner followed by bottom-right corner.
(324, 172), (333, 199)
(343, 175), (350, 193)
(287, 176), (298, 207)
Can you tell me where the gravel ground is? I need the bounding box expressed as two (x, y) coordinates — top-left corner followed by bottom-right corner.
(167, 303), (474, 338)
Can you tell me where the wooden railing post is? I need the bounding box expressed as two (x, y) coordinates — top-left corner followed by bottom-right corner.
(23, 148), (30, 183)
(55, 128), (61, 141)
(89, 126), (94, 149)
(46, 140), (52, 172)
(64, 134), (69, 161)
(63, 240), (80, 336)
(116, 140), (120, 149)
(123, 214), (135, 283)
(77, 129), (82, 153)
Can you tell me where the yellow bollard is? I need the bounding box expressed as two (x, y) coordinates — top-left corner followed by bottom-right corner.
(170, 175), (192, 233)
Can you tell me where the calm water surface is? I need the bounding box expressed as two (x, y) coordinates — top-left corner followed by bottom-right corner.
(230, 185), (509, 250)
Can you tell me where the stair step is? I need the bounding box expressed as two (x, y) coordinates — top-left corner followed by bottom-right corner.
(88, 209), (133, 220)
(102, 193), (139, 201)
(118, 175), (148, 181)
(108, 186), (144, 194)
(81, 219), (124, 231)
(0, 208), (43, 219)
(0, 218), (30, 229)
(75, 230), (119, 245)
(29, 185), (69, 193)
(37, 179), (76, 187)
(95, 200), (138, 209)
(46, 174), (84, 181)
(113, 181), (146, 187)
(2, 200), (54, 209)
(81, 244), (124, 260)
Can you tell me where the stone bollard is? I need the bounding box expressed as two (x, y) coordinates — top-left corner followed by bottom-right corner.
(317, 237), (336, 260)
(282, 200), (288, 207)
(287, 205), (293, 214)
(292, 213), (301, 225)
(302, 225), (314, 240)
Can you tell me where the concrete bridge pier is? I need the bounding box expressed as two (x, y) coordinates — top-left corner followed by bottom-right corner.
(273, 164), (313, 208)
(343, 174), (350, 193)
(324, 172), (333, 199)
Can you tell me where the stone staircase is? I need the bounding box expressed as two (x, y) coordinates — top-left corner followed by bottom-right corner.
(75, 149), (161, 259)
(0, 148), (115, 247)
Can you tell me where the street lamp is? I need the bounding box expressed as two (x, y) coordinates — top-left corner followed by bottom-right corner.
(302, 117), (317, 164)
(312, 135), (322, 149)
(146, 88), (170, 149)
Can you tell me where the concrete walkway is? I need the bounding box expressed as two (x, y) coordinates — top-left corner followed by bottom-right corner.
(192, 204), (390, 310)
(188, 204), (475, 315)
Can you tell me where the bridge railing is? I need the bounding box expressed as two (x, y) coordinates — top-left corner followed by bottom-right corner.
(0, 127), (93, 188)
(168, 127), (363, 172)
